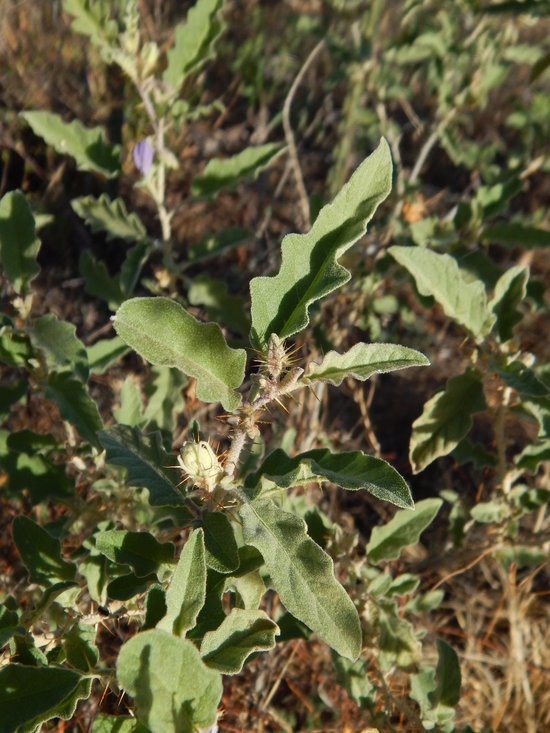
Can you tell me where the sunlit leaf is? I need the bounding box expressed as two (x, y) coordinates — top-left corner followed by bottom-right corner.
(28, 314), (89, 382)
(71, 194), (146, 242)
(488, 265), (529, 342)
(63, 622), (99, 672)
(95, 530), (175, 581)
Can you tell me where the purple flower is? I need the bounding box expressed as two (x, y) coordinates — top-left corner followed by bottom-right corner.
(132, 140), (154, 176)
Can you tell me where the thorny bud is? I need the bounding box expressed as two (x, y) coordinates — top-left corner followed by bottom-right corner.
(178, 440), (224, 493)
(265, 334), (288, 380)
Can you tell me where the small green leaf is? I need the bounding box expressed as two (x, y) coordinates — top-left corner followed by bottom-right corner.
(113, 297), (246, 411)
(6, 429), (58, 456)
(188, 275), (250, 336)
(163, 0), (226, 95)
(488, 265), (529, 342)
(332, 651), (374, 709)
(116, 629), (222, 733)
(107, 572), (158, 601)
(96, 530), (175, 581)
(143, 585), (167, 630)
(476, 177), (523, 220)
(120, 240), (151, 295)
(22, 111), (120, 177)
(26, 581), (79, 628)
(142, 365), (188, 434)
(63, 0), (118, 46)
(12, 516), (77, 587)
(250, 139), (392, 350)
(187, 227), (252, 262)
(482, 222), (550, 249)
(225, 563), (265, 611)
(201, 608), (278, 674)
(304, 342), (429, 386)
(452, 439), (496, 469)
(28, 314), (89, 382)
(79, 553), (108, 606)
(0, 330), (33, 369)
(0, 665), (90, 733)
(79, 251), (125, 311)
(200, 509), (240, 573)
(98, 425), (183, 506)
(191, 143), (284, 199)
(386, 574), (420, 597)
(517, 395), (550, 438)
(0, 191), (41, 295)
(245, 447), (413, 509)
(1, 448), (74, 505)
(90, 715), (140, 733)
(470, 500), (510, 524)
(157, 528), (206, 636)
(45, 372), (103, 450)
(240, 498), (362, 660)
(410, 639), (461, 730)
(366, 498), (442, 564)
(516, 439), (550, 473)
(0, 605), (25, 649)
(0, 379), (28, 415)
(113, 378), (146, 427)
(410, 368), (487, 473)
(492, 359), (549, 397)
(389, 246), (495, 338)
(187, 568), (226, 641)
(87, 336), (129, 374)
(377, 599), (421, 670)
(71, 194), (146, 241)
(63, 622), (99, 672)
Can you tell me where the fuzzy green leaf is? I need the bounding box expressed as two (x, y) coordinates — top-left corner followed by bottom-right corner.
(120, 240), (150, 295)
(188, 275), (250, 336)
(0, 379), (28, 416)
(79, 250), (125, 311)
(377, 599), (421, 670)
(240, 498), (362, 660)
(409, 368), (487, 473)
(87, 336), (129, 374)
(488, 265), (529, 342)
(492, 359), (549, 396)
(0, 191), (41, 295)
(200, 509), (240, 574)
(482, 222), (550, 249)
(98, 425), (183, 506)
(63, 622), (99, 672)
(517, 395), (550, 438)
(45, 372), (103, 450)
(332, 652), (374, 709)
(95, 530), (175, 581)
(516, 440), (550, 473)
(142, 366), (188, 433)
(157, 528), (206, 636)
(187, 227), (252, 262)
(114, 378), (145, 427)
(304, 342), (429, 386)
(366, 498), (442, 564)
(245, 447), (413, 509)
(71, 194), (146, 242)
(389, 246), (495, 338)
(116, 629), (222, 733)
(63, 0), (118, 46)
(250, 139), (392, 350)
(107, 572), (157, 601)
(191, 143), (284, 199)
(21, 111), (120, 177)
(90, 715), (140, 733)
(0, 605), (25, 650)
(143, 585), (167, 630)
(410, 639), (461, 730)
(163, 0), (226, 95)
(12, 516), (77, 587)
(201, 608), (278, 674)
(113, 297), (246, 411)
(28, 314), (89, 382)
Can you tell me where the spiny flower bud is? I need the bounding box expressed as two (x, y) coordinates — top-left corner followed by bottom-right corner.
(178, 440), (223, 493)
(266, 334), (288, 380)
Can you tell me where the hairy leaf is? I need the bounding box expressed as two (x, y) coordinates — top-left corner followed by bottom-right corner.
(304, 342), (429, 386)
(409, 368), (487, 473)
(488, 265), (529, 342)
(107, 572), (158, 601)
(188, 275), (250, 336)
(240, 498), (362, 660)
(113, 297), (246, 411)
(187, 227), (252, 262)
(245, 447), (413, 509)
(120, 240), (150, 295)
(28, 314), (89, 382)
(492, 359), (549, 397)
(63, 622), (99, 672)
(45, 372), (103, 450)
(0, 605), (25, 650)
(250, 139), (392, 350)
(482, 222), (550, 249)
(79, 251), (125, 311)
(0, 191), (41, 295)
(410, 639), (461, 730)
(71, 194), (146, 242)
(0, 379), (28, 416)
(22, 111), (120, 177)
(142, 365), (187, 433)
(98, 425), (183, 506)
(95, 530), (175, 581)
(200, 509), (240, 573)
(87, 336), (129, 374)
(116, 629), (222, 733)
(377, 599), (421, 670)
(516, 440), (550, 473)
(63, 0), (118, 45)
(12, 516), (77, 586)
(113, 378), (145, 427)
(332, 652), (374, 709)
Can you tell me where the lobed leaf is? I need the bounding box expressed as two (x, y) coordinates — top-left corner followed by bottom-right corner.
(21, 111), (120, 177)
(240, 498), (362, 660)
(45, 372), (104, 450)
(71, 194), (146, 242)
(79, 250), (124, 311)
(28, 314), (89, 382)
(377, 599), (421, 670)
(492, 359), (549, 397)
(63, 0), (118, 46)
(515, 440), (550, 473)
(0, 191), (41, 295)
(488, 265), (529, 342)
(245, 447), (413, 509)
(12, 516), (77, 587)
(250, 139), (392, 350)
(120, 240), (151, 295)
(95, 530), (175, 581)
(304, 342), (429, 386)
(113, 297), (246, 411)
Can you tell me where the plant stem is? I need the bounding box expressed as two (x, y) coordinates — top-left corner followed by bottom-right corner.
(495, 385), (512, 494)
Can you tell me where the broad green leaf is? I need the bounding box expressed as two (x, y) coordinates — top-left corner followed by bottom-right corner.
(157, 528), (206, 636)
(116, 629), (222, 733)
(120, 240), (150, 295)
(492, 359), (549, 397)
(377, 599), (421, 670)
(191, 143), (284, 199)
(187, 227), (252, 262)
(0, 605), (25, 649)
(0, 191), (41, 295)
(113, 297), (246, 411)
(409, 368), (487, 473)
(91, 715), (140, 733)
(71, 194), (146, 242)
(79, 251), (125, 311)
(87, 336), (129, 374)
(200, 509), (239, 573)
(452, 439), (496, 469)
(366, 498), (442, 564)
(389, 246), (495, 338)
(63, 622), (99, 672)
(516, 440), (550, 473)
(410, 639), (461, 730)
(187, 568), (226, 641)
(6, 429), (58, 456)
(488, 265), (529, 342)
(250, 139), (392, 350)
(245, 447), (413, 509)
(107, 572), (158, 601)
(304, 342), (429, 386)
(98, 425), (183, 506)
(201, 608), (278, 674)
(79, 553), (108, 606)
(225, 566), (265, 610)
(142, 365), (187, 433)
(143, 585), (167, 630)
(45, 372), (103, 450)
(28, 314), (89, 382)
(63, 0), (118, 45)
(240, 498), (362, 660)
(113, 378), (146, 427)
(22, 111), (120, 177)
(482, 222), (550, 249)
(12, 516), (76, 587)
(163, 0), (226, 94)
(332, 652), (374, 709)
(188, 275), (250, 336)
(96, 530), (175, 581)
(0, 665), (90, 733)
(1, 446), (73, 504)
(0, 379), (28, 415)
